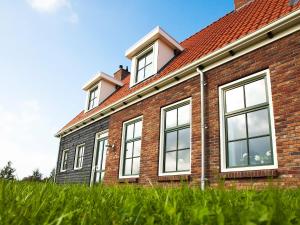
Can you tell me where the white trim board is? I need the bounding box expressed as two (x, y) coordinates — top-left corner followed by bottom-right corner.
(56, 9), (300, 138)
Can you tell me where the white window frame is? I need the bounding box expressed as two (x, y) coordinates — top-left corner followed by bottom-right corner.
(130, 44), (158, 87)
(60, 149), (69, 172)
(74, 144), (85, 170)
(159, 98), (192, 176)
(219, 69), (278, 172)
(90, 130), (109, 186)
(85, 84), (100, 112)
(119, 116), (143, 179)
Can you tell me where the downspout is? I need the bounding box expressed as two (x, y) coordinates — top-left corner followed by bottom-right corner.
(196, 67), (206, 191)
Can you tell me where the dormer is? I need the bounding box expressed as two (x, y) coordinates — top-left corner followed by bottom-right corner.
(82, 72), (124, 112)
(125, 26), (184, 87)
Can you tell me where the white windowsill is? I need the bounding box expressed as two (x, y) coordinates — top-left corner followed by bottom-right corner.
(221, 164), (278, 173)
(119, 175), (139, 179)
(159, 171), (191, 177)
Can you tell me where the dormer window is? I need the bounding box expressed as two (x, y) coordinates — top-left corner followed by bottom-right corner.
(126, 26), (184, 87)
(82, 72), (124, 112)
(88, 86), (99, 110)
(136, 49), (154, 83)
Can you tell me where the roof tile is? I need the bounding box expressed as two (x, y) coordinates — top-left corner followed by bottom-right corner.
(59, 0), (300, 133)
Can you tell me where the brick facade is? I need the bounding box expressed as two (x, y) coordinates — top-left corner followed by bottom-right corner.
(103, 31), (300, 187)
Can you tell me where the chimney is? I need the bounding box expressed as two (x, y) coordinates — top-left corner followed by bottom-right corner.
(114, 65), (130, 81)
(234, 0), (253, 10)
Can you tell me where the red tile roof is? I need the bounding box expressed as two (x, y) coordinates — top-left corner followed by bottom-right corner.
(59, 0), (300, 134)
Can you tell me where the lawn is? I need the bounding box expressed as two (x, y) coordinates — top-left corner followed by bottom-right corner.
(0, 181), (300, 225)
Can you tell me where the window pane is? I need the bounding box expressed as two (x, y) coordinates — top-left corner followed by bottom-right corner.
(178, 104), (190, 126)
(227, 114), (247, 141)
(145, 51), (153, 64)
(126, 142), (133, 158)
(249, 136), (272, 166)
(178, 128), (190, 150)
(136, 69), (144, 82)
(228, 140), (248, 167)
(165, 151), (176, 172)
(134, 121), (142, 138)
(97, 142), (104, 167)
(80, 147), (84, 157)
(177, 150), (190, 171)
(247, 109), (270, 137)
(166, 109), (177, 129)
(132, 158), (140, 175)
(126, 124), (134, 140)
(226, 86), (244, 112)
(64, 152), (68, 161)
(124, 159), (132, 175)
(166, 131), (177, 151)
(138, 57), (145, 70)
(133, 140), (141, 157)
(144, 64), (153, 78)
(245, 79), (267, 107)
(101, 141), (108, 170)
(94, 88), (99, 98)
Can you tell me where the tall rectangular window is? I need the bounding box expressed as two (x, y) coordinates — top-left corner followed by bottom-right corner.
(160, 99), (191, 175)
(88, 86), (99, 110)
(74, 144), (85, 169)
(135, 50), (154, 83)
(60, 149), (69, 172)
(219, 70), (277, 172)
(120, 117), (143, 177)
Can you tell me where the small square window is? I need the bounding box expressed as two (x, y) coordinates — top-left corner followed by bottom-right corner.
(74, 145), (85, 169)
(60, 149), (69, 172)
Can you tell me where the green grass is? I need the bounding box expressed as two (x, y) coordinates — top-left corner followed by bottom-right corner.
(1, 181), (300, 225)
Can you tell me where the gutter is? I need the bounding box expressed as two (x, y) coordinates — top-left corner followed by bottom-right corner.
(55, 8), (300, 138)
(197, 67), (206, 191)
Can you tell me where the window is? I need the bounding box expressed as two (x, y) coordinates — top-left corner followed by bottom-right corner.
(60, 149), (69, 172)
(160, 99), (191, 175)
(120, 117), (143, 178)
(135, 50), (154, 83)
(74, 144), (85, 169)
(88, 86), (99, 110)
(219, 70), (277, 172)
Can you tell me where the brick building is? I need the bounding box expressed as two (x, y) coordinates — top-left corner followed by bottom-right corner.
(55, 0), (300, 188)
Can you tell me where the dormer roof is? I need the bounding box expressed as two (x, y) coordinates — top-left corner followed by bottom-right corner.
(125, 26), (184, 59)
(82, 72), (124, 91)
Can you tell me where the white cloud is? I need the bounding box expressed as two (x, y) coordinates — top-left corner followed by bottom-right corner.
(27, 0), (69, 13)
(0, 100), (58, 179)
(26, 0), (79, 23)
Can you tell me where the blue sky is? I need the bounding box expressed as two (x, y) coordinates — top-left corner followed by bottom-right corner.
(0, 0), (233, 178)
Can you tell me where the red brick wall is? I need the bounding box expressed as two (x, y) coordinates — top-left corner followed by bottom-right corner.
(105, 77), (202, 185)
(206, 31), (300, 188)
(104, 31), (300, 188)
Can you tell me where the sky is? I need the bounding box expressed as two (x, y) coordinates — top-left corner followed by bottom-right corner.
(0, 0), (233, 179)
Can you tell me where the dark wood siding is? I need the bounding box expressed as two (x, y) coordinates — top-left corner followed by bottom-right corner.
(55, 117), (109, 184)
